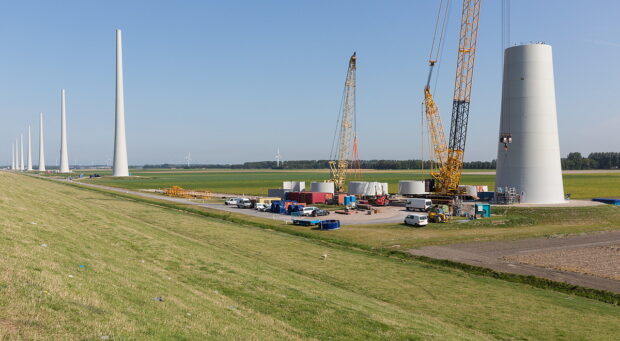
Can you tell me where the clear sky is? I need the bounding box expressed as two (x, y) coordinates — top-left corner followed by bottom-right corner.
(1, 0), (618, 165)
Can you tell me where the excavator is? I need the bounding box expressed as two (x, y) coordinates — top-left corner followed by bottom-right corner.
(424, 0), (482, 198)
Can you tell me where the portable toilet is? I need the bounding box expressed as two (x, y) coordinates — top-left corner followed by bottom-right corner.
(475, 204), (491, 218)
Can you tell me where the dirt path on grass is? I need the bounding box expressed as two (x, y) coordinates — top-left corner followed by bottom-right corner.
(408, 231), (620, 293)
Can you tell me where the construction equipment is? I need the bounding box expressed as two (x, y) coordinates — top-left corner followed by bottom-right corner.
(164, 186), (211, 199)
(423, 0), (482, 195)
(329, 52), (360, 193)
(368, 195), (390, 206)
(428, 205), (448, 223)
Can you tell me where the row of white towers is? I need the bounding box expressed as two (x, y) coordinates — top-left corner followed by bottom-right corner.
(11, 110), (54, 172)
(9, 29), (129, 176)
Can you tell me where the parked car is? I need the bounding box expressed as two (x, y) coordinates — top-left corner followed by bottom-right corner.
(236, 198), (252, 209)
(406, 198), (432, 212)
(404, 214), (428, 227)
(255, 203), (270, 211)
(225, 198), (240, 206)
(301, 207), (319, 216)
(311, 209), (330, 217)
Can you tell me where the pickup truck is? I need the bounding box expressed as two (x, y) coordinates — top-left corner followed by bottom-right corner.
(225, 198), (240, 206)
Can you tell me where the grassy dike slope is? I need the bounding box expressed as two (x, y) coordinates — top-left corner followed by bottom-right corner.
(0, 172), (618, 340)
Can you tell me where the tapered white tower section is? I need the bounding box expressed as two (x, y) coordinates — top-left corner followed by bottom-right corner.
(59, 89), (70, 173)
(113, 29), (129, 177)
(20, 134), (24, 171)
(15, 139), (18, 171)
(11, 144), (15, 170)
(27, 126), (33, 171)
(38, 112), (46, 171)
(495, 44), (565, 204)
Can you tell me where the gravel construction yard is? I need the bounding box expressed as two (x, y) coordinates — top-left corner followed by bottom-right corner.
(67, 180), (413, 225)
(409, 231), (620, 293)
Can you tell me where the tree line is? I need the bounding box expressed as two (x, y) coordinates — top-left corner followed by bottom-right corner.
(561, 152), (620, 170)
(144, 152), (619, 170)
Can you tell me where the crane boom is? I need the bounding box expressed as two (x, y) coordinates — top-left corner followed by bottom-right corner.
(329, 52), (357, 193)
(442, 0), (482, 193)
(424, 0), (481, 194)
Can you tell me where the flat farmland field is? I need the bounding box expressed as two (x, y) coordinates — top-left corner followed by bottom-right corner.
(78, 169), (620, 199)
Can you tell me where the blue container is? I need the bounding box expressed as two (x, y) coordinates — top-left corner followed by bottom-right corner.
(319, 220), (341, 230)
(477, 192), (495, 201)
(475, 204), (491, 218)
(287, 204), (305, 214)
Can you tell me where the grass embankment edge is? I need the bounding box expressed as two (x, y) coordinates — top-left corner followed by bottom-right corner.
(34, 175), (620, 306)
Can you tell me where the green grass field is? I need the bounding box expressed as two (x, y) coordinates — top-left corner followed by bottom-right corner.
(2, 172), (620, 339)
(78, 169), (620, 199)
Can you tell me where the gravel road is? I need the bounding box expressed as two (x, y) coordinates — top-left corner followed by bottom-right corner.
(408, 231), (620, 293)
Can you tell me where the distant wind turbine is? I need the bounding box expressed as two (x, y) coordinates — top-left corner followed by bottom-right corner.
(275, 148), (282, 167)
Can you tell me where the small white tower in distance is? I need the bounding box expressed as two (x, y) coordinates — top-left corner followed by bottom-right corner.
(275, 148), (282, 168)
(59, 89), (70, 173)
(27, 125), (33, 171)
(495, 44), (565, 204)
(20, 134), (24, 171)
(113, 29), (129, 176)
(15, 138), (19, 171)
(11, 143), (15, 170)
(38, 112), (46, 171)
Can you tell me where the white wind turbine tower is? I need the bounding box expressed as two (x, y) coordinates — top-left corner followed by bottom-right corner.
(275, 148), (282, 167)
(27, 125), (33, 171)
(113, 29), (129, 176)
(59, 89), (70, 173)
(184, 152), (192, 167)
(11, 143), (15, 170)
(38, 112), (46, 171)
(20, 134), (24, 171)
(15, 138), (19, 171)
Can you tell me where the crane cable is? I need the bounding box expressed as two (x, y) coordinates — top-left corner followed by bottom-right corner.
(501, 0), (512, 151)
(423, 0), (451, 173)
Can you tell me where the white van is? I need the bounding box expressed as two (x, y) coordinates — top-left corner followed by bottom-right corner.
(406, 198), (432, 212)
(236, 198), (252, 209)
(404, 214), (428, 227)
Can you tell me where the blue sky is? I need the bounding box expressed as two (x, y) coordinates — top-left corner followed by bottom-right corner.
(1, 0), (618, 165)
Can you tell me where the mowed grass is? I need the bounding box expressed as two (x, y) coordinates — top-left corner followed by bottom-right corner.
(79, 169), (620, 199)
(1, 173), (619, 339)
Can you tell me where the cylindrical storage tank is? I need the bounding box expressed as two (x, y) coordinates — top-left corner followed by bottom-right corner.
(495, 44), (565, 204)
(283, 181), (305, 191)
(347, 181), (366, 195)
(311, 182), (335, 194)
(399, 180), (427, 195)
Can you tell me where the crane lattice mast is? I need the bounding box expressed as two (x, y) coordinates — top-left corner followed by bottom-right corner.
(329, 52), (357, 193)
(424, 0), (481, 194)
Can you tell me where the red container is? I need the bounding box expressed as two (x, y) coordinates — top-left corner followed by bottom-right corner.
(337, 194), (345, 205)
(285, 192), (303, 202)
(305, 192), (334, 204)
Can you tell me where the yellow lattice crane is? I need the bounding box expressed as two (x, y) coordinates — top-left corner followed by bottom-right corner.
(424, 0), (482, 194)
(329, 53), (359, 193)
